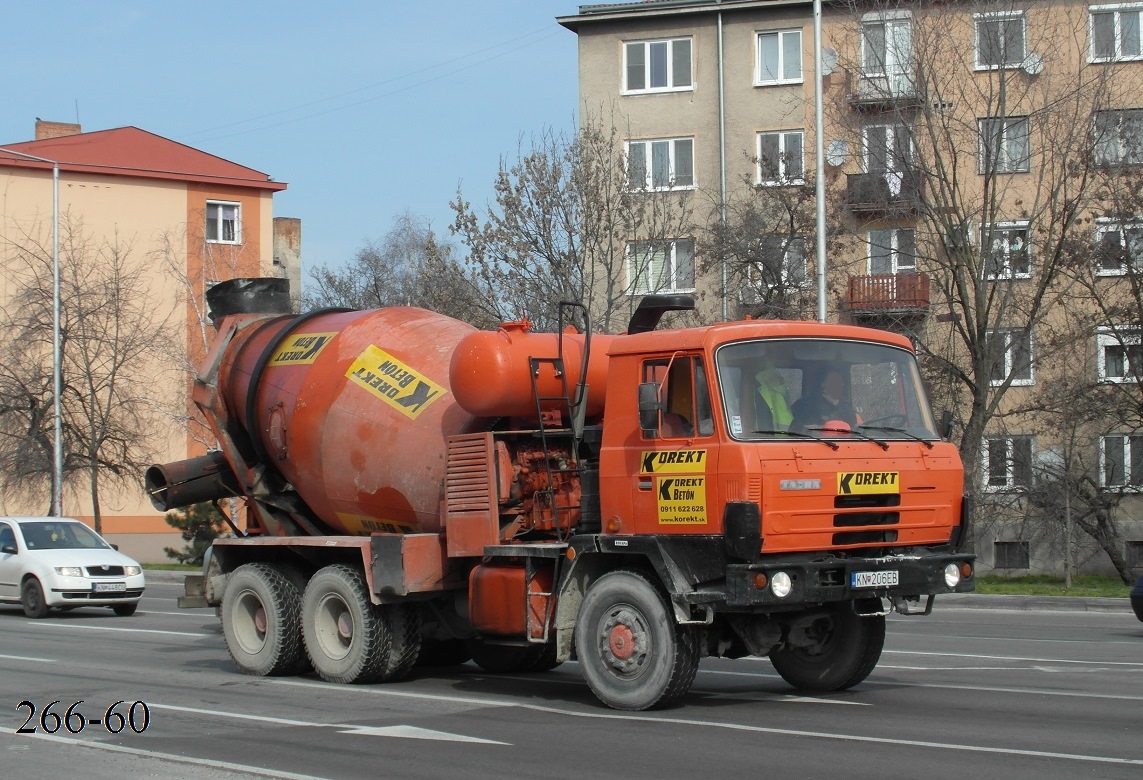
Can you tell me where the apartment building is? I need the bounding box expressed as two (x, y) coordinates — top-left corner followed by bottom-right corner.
(559, 0), (1143, 577)
(0, 121), (295, 560)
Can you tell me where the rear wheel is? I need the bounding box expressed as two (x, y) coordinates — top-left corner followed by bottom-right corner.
(21, 577), (50, 619)
(302, 565), (390, 684)
(221, 563), (307, 676)
(769, 605), (885, 692)
(417, 638), (472, 667)
(376, 603), (422, 682)
(574, 569), (699, 711)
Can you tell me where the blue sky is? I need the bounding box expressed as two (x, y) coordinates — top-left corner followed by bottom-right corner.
(2, 1), (580, 273)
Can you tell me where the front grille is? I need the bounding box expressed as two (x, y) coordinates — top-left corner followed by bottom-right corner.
(833, 530), (898, 546)
(61, 589), (143, 600)
(834, 512), (900, 527)
(86, 565), (125, 577)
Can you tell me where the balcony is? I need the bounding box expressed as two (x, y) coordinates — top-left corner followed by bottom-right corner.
(845, 272), (930, 317)
(847, 72), (921, 111)
(845, 171), (923, 216)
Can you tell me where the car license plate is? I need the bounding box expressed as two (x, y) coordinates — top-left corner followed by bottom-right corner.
(851, 570), (899, 589)
(93, 582), (127, 593)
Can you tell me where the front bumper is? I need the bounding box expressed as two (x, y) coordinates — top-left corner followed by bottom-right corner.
(724, 551), (974, 608)
(46, 575), (146, 607)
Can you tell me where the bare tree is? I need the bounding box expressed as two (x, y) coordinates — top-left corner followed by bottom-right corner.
(0, 215), (174, 529)
(450, 113), (698, 334)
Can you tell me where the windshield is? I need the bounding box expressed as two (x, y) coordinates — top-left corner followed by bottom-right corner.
(715, 338), (938, 441)
(20, 521), (111, 551)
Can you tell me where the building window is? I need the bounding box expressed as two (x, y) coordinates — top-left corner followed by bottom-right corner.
(993, 540), (1030, 569)
(757, 130), (804, 184)
(1095, 218), (1143, 275)
(1094, 109), (1143, 166)
(1090, 4), (1143, 62)
(756, 235), (808, 289)
(975, 12), (1026, 69)
(625, 138), (695, 190)
(1097, 326), (1143, 382)
(1101, 434), (1143, 488)
(860, 16), (913, 97)
(1127, 540), (1143, 567)
(983, 222), (1031, 279)
(206, 201), (240, 244)
(628, 239), (695, 295)
(868, 229), (916, 274)
(983, 435), (1033, 490)
(624, 37), (692, 94)
(986, 328), (1033, 386)
(980, 117), (1030, 174)
(755, 29), (803, 85)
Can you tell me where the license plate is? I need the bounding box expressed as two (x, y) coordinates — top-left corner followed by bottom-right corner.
(93, 582), (127, 593)
(851, 570), (899, 589)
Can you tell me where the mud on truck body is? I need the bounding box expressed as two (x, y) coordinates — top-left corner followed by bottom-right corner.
(149, 278), (974, 711)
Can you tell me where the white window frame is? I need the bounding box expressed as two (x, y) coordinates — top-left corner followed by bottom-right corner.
(623, 37), (693, 95)
(1093, 108), (1143, 166)
(625, 137), (696, 191)
(979, 117), (1030, 174)
(974, 11), (1027, 70)
(859, 12), (914, 98)
(983, 221), (1032, 280)
(1089, 3), (1143, 63)
(205, 200), (241, 245)
(756, 234), (808, 289)
(986, 327), (1034, 387)
(1094, 217), (1143, 275)
(982, 435), (1034, 491)
(755, 29), (803, 86)
(867, 228), (917, 274)
(1097, 325), (1142, 382)
(627, 238), (696, 295)
(757, 130), (804, 184)
(1100, 433), (1143, 489)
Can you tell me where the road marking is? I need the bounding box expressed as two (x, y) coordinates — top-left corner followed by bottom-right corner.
(0, 653), (54, 663)
(20, 732), (335, 780)
(882, 649), (1143, 667)
(266, 678), (1143, 767)
(151, 703), (508, 746)
(20, 622), (211, 638)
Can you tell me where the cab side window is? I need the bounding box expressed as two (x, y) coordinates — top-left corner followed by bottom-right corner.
(642, 356), (714, 439)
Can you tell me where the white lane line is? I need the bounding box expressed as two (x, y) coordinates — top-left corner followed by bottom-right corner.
(265, 678), (1142, 767)
(0, 653), (55, 663)
(20, 732), (334, 780)
(151, 703), (508, 745)
(882, 649), (1143, 667)
(19, 622), (211, 638)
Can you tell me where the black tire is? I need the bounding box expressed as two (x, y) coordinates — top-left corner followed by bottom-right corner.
(525, 642), (562, 672)
(574, 569), (700, 711)
(301, 564), (391, 684)
(769, 606), (886, 692)
(221, 563), (307, 677)
(112, 603), (138, 617)
(417, 638), (472, 667)
(21, 578), (50, 619)
(466, 638), (539, 673)
(377, 603), (422, 682)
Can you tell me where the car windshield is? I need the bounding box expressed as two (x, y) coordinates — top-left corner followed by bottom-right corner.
(715, 338), (939, 441)
(20, 521), (111, 550)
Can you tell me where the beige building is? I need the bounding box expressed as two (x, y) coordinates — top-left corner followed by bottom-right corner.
(0, 120), (295, 561)
(559, 0), (1143, 577)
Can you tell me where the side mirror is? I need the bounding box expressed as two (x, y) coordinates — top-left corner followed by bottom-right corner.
(939, 410), (955, 440)
(637, 382), (662, 434)
(1, 543), (17, 555)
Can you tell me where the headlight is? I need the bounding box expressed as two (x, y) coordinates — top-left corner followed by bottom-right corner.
(771, 571), (793, 599)
(944, 563), (961, 588)
(54, 566), (84, 577)
(124, 565), (142, 577)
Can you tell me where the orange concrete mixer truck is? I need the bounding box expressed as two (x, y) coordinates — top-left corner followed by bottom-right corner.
(150, 277), (974, 711)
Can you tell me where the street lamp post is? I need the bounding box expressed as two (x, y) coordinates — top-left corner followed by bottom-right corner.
(0, 146), (64, 515)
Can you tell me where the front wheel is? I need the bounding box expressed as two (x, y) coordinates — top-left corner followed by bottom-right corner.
(574, 569), (699, 711)
(112, 603), (138, 617)
(21, 577), (50, 619)
(769, 605), (885, 692)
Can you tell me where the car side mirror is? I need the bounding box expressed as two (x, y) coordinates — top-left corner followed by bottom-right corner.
(638, 382), (662, 434)
(1, 543), (17, 555)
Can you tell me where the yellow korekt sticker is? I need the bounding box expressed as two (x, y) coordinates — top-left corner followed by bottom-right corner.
(640, 450), (708, 474)
(837, 471), (900, 495)
(269, 332), (337, 365)
(346, 345), (446, 420)
(656, 476), (707, 524)
(336, 512), (418, 535)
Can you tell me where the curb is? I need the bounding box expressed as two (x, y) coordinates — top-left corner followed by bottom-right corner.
(144, 569), (194, 584)
(937, 593), (1132, 613)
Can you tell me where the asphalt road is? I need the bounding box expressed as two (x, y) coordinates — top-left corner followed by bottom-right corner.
(3, 578), (1141, 780)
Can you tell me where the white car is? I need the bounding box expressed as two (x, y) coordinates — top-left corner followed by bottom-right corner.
(0, 517), (146, 618)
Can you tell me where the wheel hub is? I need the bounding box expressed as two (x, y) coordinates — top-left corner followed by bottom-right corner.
(600, 607), (648, 675)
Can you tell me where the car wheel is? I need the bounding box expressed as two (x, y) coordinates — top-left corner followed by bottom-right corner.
(112, 603), (138, 617)
(21, 578), (50, 619)
(769, 605), (885, 692)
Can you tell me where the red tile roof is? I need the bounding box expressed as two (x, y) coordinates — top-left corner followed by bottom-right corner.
(0, 126), (286, 192)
